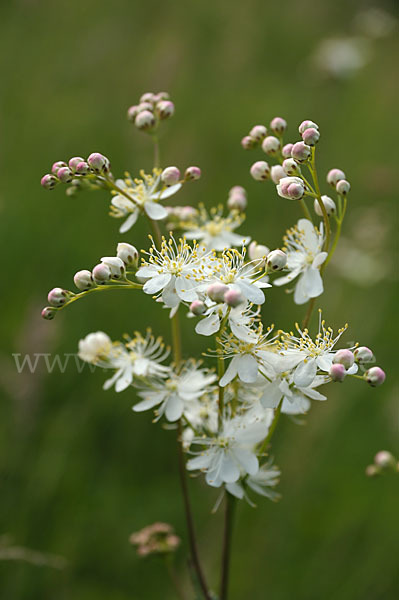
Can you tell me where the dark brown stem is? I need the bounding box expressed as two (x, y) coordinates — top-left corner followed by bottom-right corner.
(220, 493), (236, 600)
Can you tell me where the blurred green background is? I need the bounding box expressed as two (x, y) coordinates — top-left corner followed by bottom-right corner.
(0, 0), (398, 598)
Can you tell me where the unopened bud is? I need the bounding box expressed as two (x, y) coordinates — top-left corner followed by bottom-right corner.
(51, 161), (67, 175)
(74, 270), (94, 291)
(100, 257), (125, 278)
(47, 287), (69, 307)
(88, 152), (108, 174)
(365, 366), (386, 387)
(282, 158), (301, 176)
(298, 120), (319, 135)
(314, 195), (336, 216)
(224, 288), (245, 308)
(135, 110), (156, 131)
(277, 177), (305, 200)
(249, 241), (270, 261)
(241, 135), (257, 150)
(117, 242), (139, 267)
(57, 167), (73, 183)
(229, 185), (246, 197)
(270, 117), (287, 135)
(327, 168), (346, 186)
(156, 100), (174, 120)
(333, 349), (355, 369)
(302, 127), (320, 146)
(190, 300), (206, 315)
(267, 249), (287, 271)
(127, 105), (140, 122)
(336, 179), (351, 195)
(137, 102), (154, 113)
(41, 174), (58, 190)
(227, 192), (247, 211)
(262, 136), (280, 156)
(184, 166), (201, 181)
(161, 166), (180, 186)
(291, 141), (311, 163)
(329, 363), (346, 382)
(140, 92), (156, 104)
(271, 165), (286, 184)
(365, 464), (378, 477)
(374, 451), (395, 469)
(68, 156), (85, 172)
(354, 346), (374, 364)
(250, 161), (270, 181)
(75, 161), (90, 175)
(41, 307), (56, 320)
(282, 143), (294, 158)
(249, 125), (267, 141)
(92, 263), (111, 284)
(207, 282), (229, 303)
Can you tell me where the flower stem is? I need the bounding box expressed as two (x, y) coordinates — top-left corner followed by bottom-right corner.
(258, 398), (283, 456)
(324, 195), (347, 268)
(299, 198), (313, 222)
(147, 216), (163, 248)
(302, 297), (316, 330)
(219, 492), (236, 600)
(152, 135), (161, 169)
(164, 555), (188, 600)
(308, 148), (330, 252)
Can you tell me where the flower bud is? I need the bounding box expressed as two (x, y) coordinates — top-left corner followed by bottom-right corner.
(156, 100), (174, 120)
(161, 166), (181, 186)
(190, 300), (207, 315)
(88, 152), (108, 174)
(241, 135), (257, 150)
(92, 263), (111, 284)
(140, 92), (156, 104)
(68, 156), (85, 172)
(277, 177), (305, 200)
(365, 366), (386, 387)
(374, 451), (395, 469)
(41, 307), (56, 320)
(41, 174), (58, 190)
(57, 167), (73, 183)
(117, 242), (139, 267)
(298, 120), (319, 135)
(336, 179), (351, 195)
(327, 168), (346, 186)
(262, 136), (280, 156)
(302, 127), (320, 146)
(74, 269), (94, 291)
(224, 288), (245, 308)
(249, 125), (267, 141)
(51, 161), (67, 175)
(250, 161), (270, 181)
(271, 165), (286, 184)
(227, 192), (247, 212)
(47, 287), (68, 307)
(314, 195), (336, 216)
(270, 117), (287, 135)
(229, 185), (246, 197)
(291, 141), (311, 162)
(283, 158), (301, 176)
(329, 363), (346, 382)
(207, 282), (229, 303)
(184, 166), (201, 181)
(75, 161), (90, 175)
(333, 349), (355, 369)
(135, 110), (156, 131)
(100, 256), (125, 278)
(249, 241), (270, 261)
(127, 105), (140, 122)
(282, 143), (294, 158)
(267, 249), (287, 271)
(354, 346), (374, 364)
(365, 464), (378, 477)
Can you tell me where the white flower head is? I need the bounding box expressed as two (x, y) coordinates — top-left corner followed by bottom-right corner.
(226, 459), (281, 503)
(260, 371), (328, 414)
(195, 301), (260, 342)
(273, 218), (327, 305)
(183, 204), (249, 252)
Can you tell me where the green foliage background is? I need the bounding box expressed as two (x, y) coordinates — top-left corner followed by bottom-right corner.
(0, 0), (397, 598)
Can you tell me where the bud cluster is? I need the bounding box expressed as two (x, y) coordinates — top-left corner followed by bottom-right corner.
(129, 522), (181, 557)
(41, 152), (110, 191)
(365, 450), (398, 477)
(328, 346), (385, 385)
(127, 91), (174, 133)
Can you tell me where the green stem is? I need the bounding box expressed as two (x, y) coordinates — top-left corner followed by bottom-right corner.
(308, 148), (330, 252)
(51, 282), (141, 314)
(258, 398), (283, 456)
(171, 313), (182, 367)
(152, 135), (160, 169)
(302, 297), (316, 330)
(299, 198), (313, 222)
(220, 493), (236, 600)
(148, 216), (163, 248)
(164, 555), (187, 600)
(324, 195), (347, 269)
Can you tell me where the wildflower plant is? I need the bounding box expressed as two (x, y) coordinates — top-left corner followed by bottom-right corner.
(40, 91), (386, 599)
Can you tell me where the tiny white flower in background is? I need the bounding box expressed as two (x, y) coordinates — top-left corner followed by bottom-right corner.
(78, 332), (113, 363)
(273, 218), (327, 305)
(133, 361), (217, 422)
(182, 204), (249, 252)
(226, 459), (281, 503)
(186, 415), (269, 487)
(110, 169), (182, 233)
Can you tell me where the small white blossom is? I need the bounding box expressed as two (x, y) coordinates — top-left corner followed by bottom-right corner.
(226, 459), (281, 502)
(195, 301), (260, 342)
(260, 372), (328, 414)
(78, 332), (112, 363)
(182, 205), (248, 252)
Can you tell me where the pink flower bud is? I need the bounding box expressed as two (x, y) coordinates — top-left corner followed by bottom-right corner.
(327, 168), (346, 186)
(100, 257), (125, 278)
(271, 165), (286, 184)
(329, 363), (346, 382)
(161, 166), (180, 186)
(156, 100), (175, 119)
(117, 242), (139, 267)
(140, 92), (156, 104)
(249, 125), (267, 141)
(298, 120), (319, 135)
(74, 270), (94, 291)
(135, 110), (156, 131)
(75, 161), (90, 175)
(283, 158), (301, 176)
(249, 241), (270, 261)
(333, 349), (355, 369)
(302, 127), (320, 146)
(47, 287), (68, 307)
(224, 288), (245, 308)
(241, 135), (257, 150)
(229, 185), (246, 197)
(336, 179), (351, 195)
(267, 249), (287, 271)
(87, 152), (108, 174)
(190, 300), (206, 315)
(277, 177), (305, 200)
(154, 91), (170, 102)
(137, 102), (154, 113)
(365, 366), (386, 387)
(227, 193), (247, 211)
(184, 166), (201, 181)
(365, 464), (378, 477)
(282, 143), (294, 158)
(51, 161), (67, 175)
(262, 136), (280, 156)
(250, 161), (270, 181)
(92, 263), (111, 284)
(270, 117), (287, 135)
(41, 174), (58, 190)
(291, 141), (311, 162)
(41, 307), (56, 320)
(68, 156), (85, 172)
(374, 451), (395, 469)
(57, 167), (73, 183)
(127, 105), (140, 122)
(354, 346), (374, 364)
(207, 282), (229, 303)
(314, 195), (336, 217)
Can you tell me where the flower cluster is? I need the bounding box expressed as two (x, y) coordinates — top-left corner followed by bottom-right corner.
(127, 91), (175, 132)
(129, 522), (181, 557)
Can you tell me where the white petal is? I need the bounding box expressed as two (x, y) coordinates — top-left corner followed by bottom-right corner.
(143, 273), (172, 294)
(186, 453), (211, 471)
(157, 183), (182, 199)
(220, 453), (240, 483)
(144, 201), (168, 220)
(136, 265), (158, 278)
(119, 211), (139, 233)
(236, 280), (265, 304)
(165, 394), (184, 422)
(347, 363), (358, 375)
(316, 354), (333, 372)
(225, 482), (244, 499)
(195, 313), (220, 336)
(232, 448), (259, 476)
(293, 273), (310, 305)
(260, 382), (283, 408)
(312, 252), (328, 269)
(175, 276), (198, 302)
(115, 368), (133, 392)
(133, 395), (163, 412)
(302, 268), (323, 298)
(219, 356), (240, 387)
(293, 359), (317, 387)
(273, 268), (301, 287)
(237, 354), (259, 383)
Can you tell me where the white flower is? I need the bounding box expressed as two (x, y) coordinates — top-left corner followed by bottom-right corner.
(133, 361), (217, 422)
(195, 301), (259, 342)
(78, 332), (113, 363)
(110, 169), (182, 233)
(273, 219), (327, 304)
(226, 460), (281, 502)
(260, 372), (328, 414)
(186, 415), (268, 487)
(137, 235), (215, 309)
(182, 390), (219, 448)
(183, 205), (249, 252)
